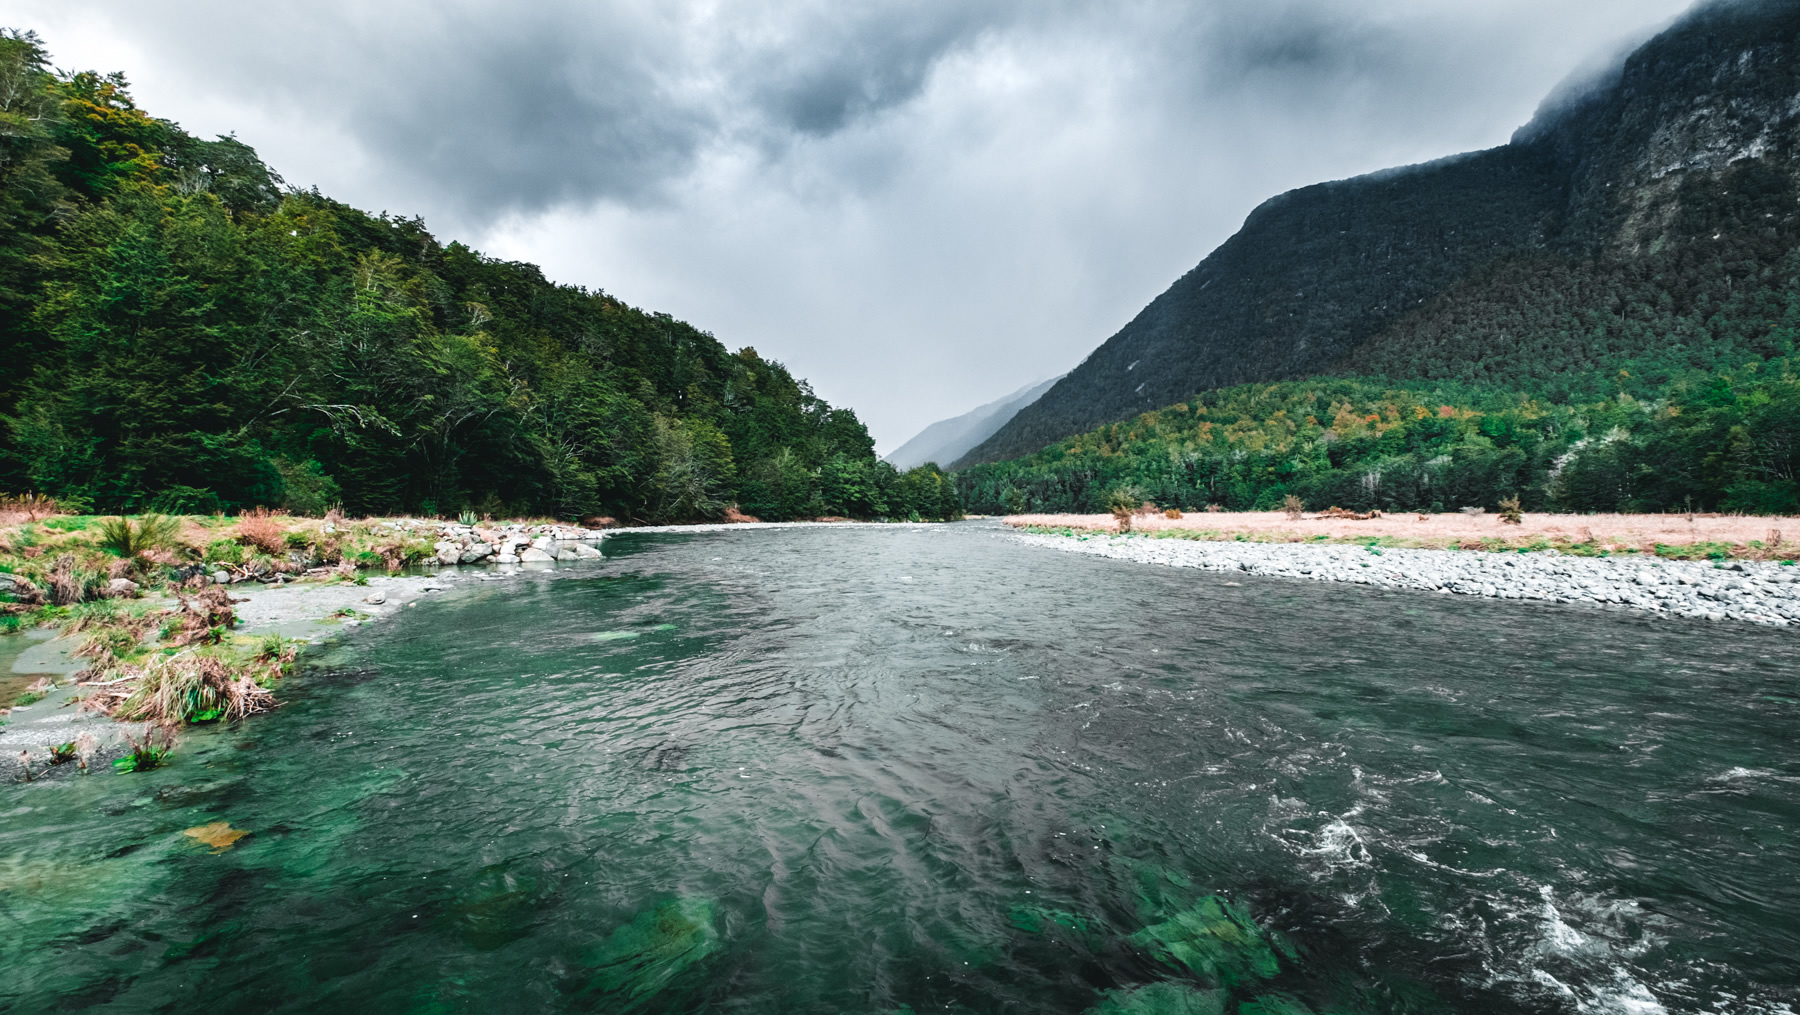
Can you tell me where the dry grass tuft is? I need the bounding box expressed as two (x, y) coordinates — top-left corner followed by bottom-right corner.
(1316, 506), (1384, 520)
(164, 585), (243, 646)
(235, 508), (288, 556)
(109, 654), (274, 725)
(47, 554), (83, 606)
(0, 492), (63, 524)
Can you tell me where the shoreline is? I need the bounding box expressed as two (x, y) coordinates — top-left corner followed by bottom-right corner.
(2, 519), (938, 780)
(1006, 511), (1800, 561)
(1009, 529), (1800, 626)
(0, 567), (519, 773)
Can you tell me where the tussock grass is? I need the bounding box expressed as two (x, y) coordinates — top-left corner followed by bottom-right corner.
(96, 514), (180, 558)
(113, 653), (274, 725)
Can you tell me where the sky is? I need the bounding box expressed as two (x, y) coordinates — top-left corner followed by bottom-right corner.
(7, 0), (1696, 453)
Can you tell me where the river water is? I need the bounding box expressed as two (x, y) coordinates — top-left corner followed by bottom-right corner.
(2, 523), (1796, 1014)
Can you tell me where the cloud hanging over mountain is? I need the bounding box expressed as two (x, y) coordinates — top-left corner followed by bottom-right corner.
(14, 0), (1694, 449)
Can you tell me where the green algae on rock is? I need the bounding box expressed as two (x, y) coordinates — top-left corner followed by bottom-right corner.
(1087, 982), (1228, 1015)
(1131, 895), (1294, 988)
(577, 897), (720, 1006)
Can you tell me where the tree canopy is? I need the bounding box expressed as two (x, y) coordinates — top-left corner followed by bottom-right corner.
(0, 31), (958, 523)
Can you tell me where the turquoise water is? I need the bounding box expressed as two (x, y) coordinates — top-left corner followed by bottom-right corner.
(2, 524), (1796, 1013)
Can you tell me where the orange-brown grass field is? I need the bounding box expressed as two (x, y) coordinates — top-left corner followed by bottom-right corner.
(1006, 511), (1800, 561)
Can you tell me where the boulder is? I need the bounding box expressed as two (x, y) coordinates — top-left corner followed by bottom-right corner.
(459, 544), (493, 564)
(520, 547), (556, 563)
(363, 591), (388, 605)
(436, 547), (462, 566)
(107, 577), (140, 596)
(572, 543), (604, 559)
(210, 570), (230, 585)
(495, 553), (520, 564)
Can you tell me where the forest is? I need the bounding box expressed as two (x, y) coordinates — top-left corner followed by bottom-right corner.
(956, 369), (1800, 518)
(0, 31), (960, 524)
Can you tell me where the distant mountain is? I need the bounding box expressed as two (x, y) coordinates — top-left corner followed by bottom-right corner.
(960, 0), (1800, 467)
(887, 375), (1063, 470)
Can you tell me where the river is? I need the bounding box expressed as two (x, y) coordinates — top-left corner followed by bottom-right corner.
(2, 523), (1795, 1013)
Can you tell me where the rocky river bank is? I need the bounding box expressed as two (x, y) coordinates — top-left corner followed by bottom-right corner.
(1011, 530), (1800, 626)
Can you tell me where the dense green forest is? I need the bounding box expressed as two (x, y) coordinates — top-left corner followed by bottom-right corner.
(0, 31), (959, 523)
(956, 368), (1800, 517)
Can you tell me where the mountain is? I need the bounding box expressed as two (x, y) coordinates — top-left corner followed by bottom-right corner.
(958, 0), (1800, 467)
(885, 375), (1063, 471)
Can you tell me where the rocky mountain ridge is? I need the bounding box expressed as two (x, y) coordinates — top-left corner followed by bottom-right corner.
(958, 0), (1800, 467)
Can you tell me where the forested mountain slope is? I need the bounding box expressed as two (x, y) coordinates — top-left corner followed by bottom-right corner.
(0, 31), (959, 522)
(959, 0), (1800, 467)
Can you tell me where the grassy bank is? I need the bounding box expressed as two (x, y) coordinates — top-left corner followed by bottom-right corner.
(0, 505), (496, 768)
(1008, 510), (1800, 563)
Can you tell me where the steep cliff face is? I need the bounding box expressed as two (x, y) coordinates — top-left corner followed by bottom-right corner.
(1529, 0), (1800, 254)
(959, 0), (1800, 468)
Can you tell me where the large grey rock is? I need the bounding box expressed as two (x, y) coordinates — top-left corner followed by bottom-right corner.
(520, 548), (556, 563)
(363, 591), (388, 605)
(435, 547), (461, 565)
(210, 570), (230, 585)
(572, 543), (603, 559)
(107, 578), (139, 596)
(459, 544), (493, 563)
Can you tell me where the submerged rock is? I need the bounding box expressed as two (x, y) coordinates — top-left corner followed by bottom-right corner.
(1131, 895), (1291, 988)
(1087, 983), (1227, 1015)
(577, 897), (719, 1005)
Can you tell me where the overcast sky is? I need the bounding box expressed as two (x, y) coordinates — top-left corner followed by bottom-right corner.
(10, 0), (1695, 452)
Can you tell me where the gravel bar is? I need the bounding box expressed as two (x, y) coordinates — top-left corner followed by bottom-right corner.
(1010, 531), (1800, 627)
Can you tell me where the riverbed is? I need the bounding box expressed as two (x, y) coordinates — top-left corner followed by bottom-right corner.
(1, 522), (1794, 1013)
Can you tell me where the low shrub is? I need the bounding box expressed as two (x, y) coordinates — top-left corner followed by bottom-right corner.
(114, 724), (177, 773)
(1497, 496), (1524, 525)
(205, 539), (246, 567)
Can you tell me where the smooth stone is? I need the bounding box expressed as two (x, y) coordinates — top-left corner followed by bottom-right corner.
(210, 571), (230, 584)
(520, 548), (556, 563)
(572, 543), (603, 559)
(495, 553), (520, 564)
(363, 591), (388, 605)
(435, 548), (461, 565)
(107, 578), (139, 595)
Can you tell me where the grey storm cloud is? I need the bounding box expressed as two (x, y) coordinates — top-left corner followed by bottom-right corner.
(12, 0), (1699, 450)
(78, 0), (1042, 218)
